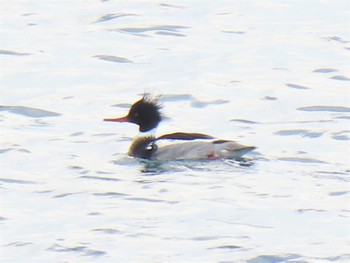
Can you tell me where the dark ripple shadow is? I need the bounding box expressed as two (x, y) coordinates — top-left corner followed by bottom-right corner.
(329, 191), (348, 196)
(286, 83), (310, 90)
(0, 148), (14, 154)
(278, 157), (327, 164)
(126, 197), (163, 203)
(0, 178), (37, 184)
(263, 96), (278, 101)
(191, 235), (232, 241)
(296, 208), (325, 214)
(92, 13), (139, 23)
(70, 132), (84, 136)
(118, 25), (189, 33)
(209, 219), (274, 229)
(93, 54), (133, 63)
(93, 192), (128, 198)
(330, 75), (350, 81)
(325, 36), (349, 44)
(297, 106), (350, 113)
(315, 171), (350, 181)
(332, 131), (349, 141)
(112, 103), (131, 108)
(208, 245), (241, 250)
(111, 25), (190, 37)
(156, 31), (186, 37)
(53, 192), (84, 199)
(313, 68), (338, 73)
(92, 228), (121, 234)
(80, 175), (121, 182)
(222, 30), (246, 34)
(6, 242), (33, 247)
(68, 165), (84, 171)
(231, 119), (260, 125)
(247, 254), (302, 263)
(160, 3), (186, 9)
(0, 50), (31, 56)
(95, 170), (115, 175)
(47, 243), (106, 257)
(191, 99), (229, 108)
(0, 105), (61, 117)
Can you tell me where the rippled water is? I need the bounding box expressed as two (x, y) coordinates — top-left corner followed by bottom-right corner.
(1, 1), (349, 262)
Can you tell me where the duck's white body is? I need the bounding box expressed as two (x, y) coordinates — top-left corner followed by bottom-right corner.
(128, 135), (255, 161)
(104, 95), (255, 161)
(153, 140), (254, 161)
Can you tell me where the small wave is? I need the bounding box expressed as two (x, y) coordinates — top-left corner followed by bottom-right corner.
(92, 228), (121, 234)
(118, 25), (189, 34)
(92, 13), (138, 23)
(80, 175), (121, 182)
(297, 106), (350, 113)
(0, 148), (14, 154)
(0, 105), (61, 117)
(286, 83), (310, 90)
(0, 50), (31, 56)
(112, 103), (132, 108)
(231, 119), (259, 124)
(156, 31), (186, 37)
(93, 192), (128, 198)
(222, 30), (246, 34)
(93, 54), (133, 63)
(126, 197), (165, 203)
(113, 25), (190, 37)
(6, 242), (33, 247)
(70, 132), (84, 137)
(332, 131), (349, 141)
(278, 157), (326, 164)
(313, 68), (338, 73)
(329, 191), (348, 196)
(247, 254), (301, 263)
(160, 3), (186, 9)
(47, 244), (106, 257)
(296, 208), (325, 213)
(53, 192), (83, 199)
(330, 75), (350, 81)
(208, 245), (241, 250)
(263, 96), (278, 101)
(325, 36), (349, 44)
(0, 178), (37, 184)
(191, 99), (229, 108)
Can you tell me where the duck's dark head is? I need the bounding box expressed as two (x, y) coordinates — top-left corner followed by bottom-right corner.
(104, 94), (162, 132)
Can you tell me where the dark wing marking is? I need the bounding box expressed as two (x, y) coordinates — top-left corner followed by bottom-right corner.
(212, 139), (232, 144)
(157, 132), (214, 141)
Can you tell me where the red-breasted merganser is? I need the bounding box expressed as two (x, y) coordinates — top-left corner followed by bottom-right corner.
(104, 95), (255, 161)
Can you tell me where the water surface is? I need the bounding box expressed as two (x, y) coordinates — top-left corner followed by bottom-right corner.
(1, 1), (349, 262)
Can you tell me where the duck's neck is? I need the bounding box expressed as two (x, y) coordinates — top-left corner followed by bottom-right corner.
(129, 128), (158, 159)
(137, 127), (158, 138)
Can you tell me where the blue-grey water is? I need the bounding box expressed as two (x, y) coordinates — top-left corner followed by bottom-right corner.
(1, 1), (349, 262)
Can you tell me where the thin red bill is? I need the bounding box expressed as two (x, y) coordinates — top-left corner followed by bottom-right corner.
(103, 116), (128, 122)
